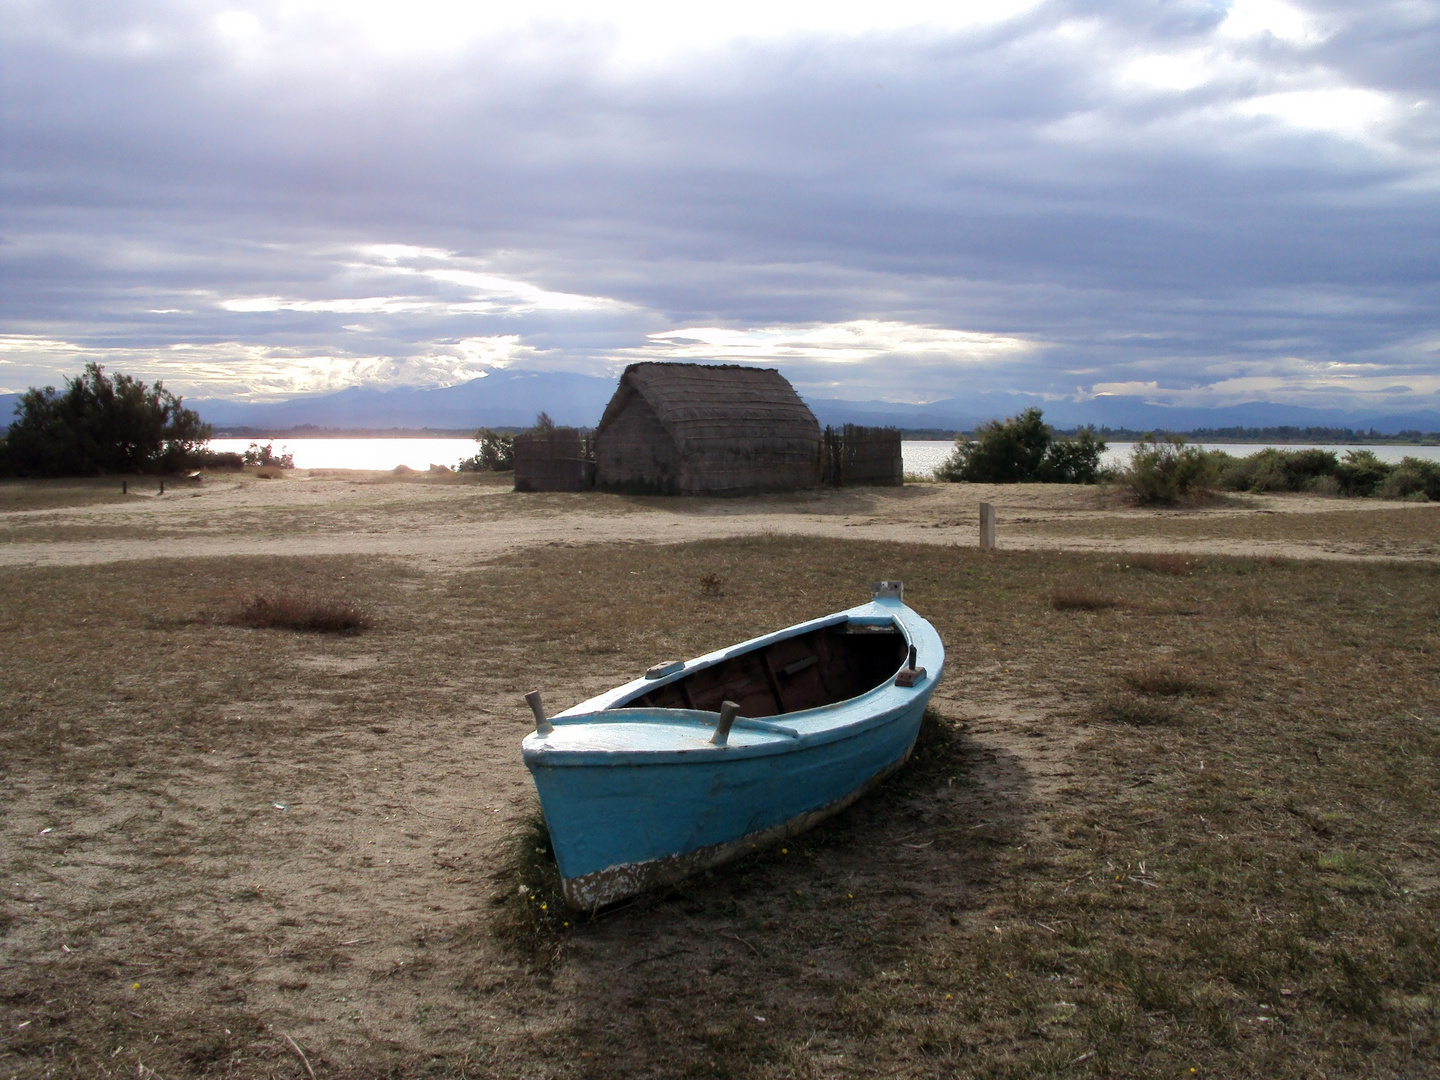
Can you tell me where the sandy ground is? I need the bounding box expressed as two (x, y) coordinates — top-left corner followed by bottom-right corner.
(2, 469), (1437, 568)
(2, 471), (1437, 1077)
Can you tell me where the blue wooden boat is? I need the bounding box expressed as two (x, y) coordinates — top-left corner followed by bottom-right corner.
(521, 582), (945, 909)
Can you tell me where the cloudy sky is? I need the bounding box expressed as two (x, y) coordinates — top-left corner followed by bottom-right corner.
(2, 0), (1437, 412)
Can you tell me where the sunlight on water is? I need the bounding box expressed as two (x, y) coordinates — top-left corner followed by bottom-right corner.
(208, 437), (1440, 477)
(208, 438), (480, 471)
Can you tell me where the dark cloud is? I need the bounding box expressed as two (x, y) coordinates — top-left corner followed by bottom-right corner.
(1, 0), (1437, 411)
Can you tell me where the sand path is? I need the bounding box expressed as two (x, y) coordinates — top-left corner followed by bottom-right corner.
(1, 470), (1436, 567)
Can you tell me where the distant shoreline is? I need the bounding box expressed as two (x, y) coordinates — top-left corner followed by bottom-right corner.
(212, 424), (1440, 447)
(212, 426), (507, 439)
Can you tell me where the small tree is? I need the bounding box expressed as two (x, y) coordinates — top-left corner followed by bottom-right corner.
(1124, 437), (1222, 504)
(458, 428), (515, 472)
(241, 441), (296, 468)
(936, 407), (1106, 484)
(1334, 450), (1393, 497)
(1037, 426), (1106, 483)
(0, 363), (211, 477)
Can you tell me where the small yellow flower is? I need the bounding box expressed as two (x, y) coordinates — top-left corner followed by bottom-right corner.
(781, 848), (788, 854)
(540, 903), (548, 911)
(132, 982), (140, 989)
(945, 993), (952, 1000)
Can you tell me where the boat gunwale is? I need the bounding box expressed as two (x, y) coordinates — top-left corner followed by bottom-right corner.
(523, 598), (943, 767)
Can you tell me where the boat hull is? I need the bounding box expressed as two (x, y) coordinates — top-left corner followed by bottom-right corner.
(529, 694), (929, 908)
(522, 593), (944, 909)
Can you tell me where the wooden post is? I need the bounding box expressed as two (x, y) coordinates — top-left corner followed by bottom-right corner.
(121, 481), (127, 495)
(979, 502), (996, 550)
(158, 480), (165, 495)
(711, 700), (739, 747)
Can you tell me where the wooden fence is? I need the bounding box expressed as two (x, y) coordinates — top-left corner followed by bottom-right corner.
(513, 428), (595, 492)
(822, 424), (903, 487)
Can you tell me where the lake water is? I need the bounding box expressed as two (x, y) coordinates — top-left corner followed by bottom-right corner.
(210, 437), (1440, 478)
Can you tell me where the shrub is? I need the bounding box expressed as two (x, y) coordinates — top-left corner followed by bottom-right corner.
(1377, 456), (1440, 501)
(1334, 449), (1393, 496)
(458, 428), (515, 472)
(0, 363), (211, 477)
(1122, 664), (1216, 697)
(1218, 447), (1339, 492)
(1037, 426), (1107, 483)
(186, 449), (244, 470)
(936, 408), (1105, 483)
(241, 441), (295, 468)
(1128, 553), (1195, 575)
(1124, 437), (1223, 504)
(1051, 587), (1121, 611)
(227, 591), (371, 634)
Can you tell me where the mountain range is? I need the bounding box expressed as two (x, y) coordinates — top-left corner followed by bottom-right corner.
(3, 370), (1439, 436)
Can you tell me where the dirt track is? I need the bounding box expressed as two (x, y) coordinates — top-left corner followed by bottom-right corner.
(2, 470), (1437, 567)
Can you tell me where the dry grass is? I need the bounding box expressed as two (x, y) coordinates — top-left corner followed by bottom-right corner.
(1127, 552), (1196, 575)
(1, 535), (1438, 1078)
(1015, 501), (1440, 552)
(227, 589), (372, 634)
(1121, 663), (1217, 697)
(0, 477), (132, 512)
(1092, 691), (1181, 726)
(1050, 586), (1122, 611)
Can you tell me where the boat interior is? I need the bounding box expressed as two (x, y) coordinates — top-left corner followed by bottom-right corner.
(619, 622), (909, 719)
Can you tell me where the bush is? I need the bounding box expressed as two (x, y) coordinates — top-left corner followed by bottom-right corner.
(227, 591), (371, 634)
(0, 363), (211, 477)
(1334, 450), (1393, 496)
(241, 441), (295, 468)
(1124, 437), (1223, 504)
(1128, 553), (1196, 575)
(1377, 456), (1440, 501)
(185, 449), (244, 470)
(1218, 447), (1340, 493)
(1051, 587), (1121, 611)
(458, 428), (515, 472)
(936, 408), (1105, 483)
(1038, 427), (1106, 483)
(1209, 446), (1417, 498)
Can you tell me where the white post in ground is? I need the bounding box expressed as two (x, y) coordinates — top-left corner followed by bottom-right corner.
(979, 502), (996, 550)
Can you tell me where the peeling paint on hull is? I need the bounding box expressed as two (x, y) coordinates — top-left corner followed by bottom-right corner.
(560, 750), (912, 910)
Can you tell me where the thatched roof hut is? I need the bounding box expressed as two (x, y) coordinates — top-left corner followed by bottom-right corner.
(594, 363), (821, 494)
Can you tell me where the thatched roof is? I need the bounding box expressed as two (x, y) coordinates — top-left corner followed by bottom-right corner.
(597, 362), (819, 450)
(594, 362), (821, 493)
